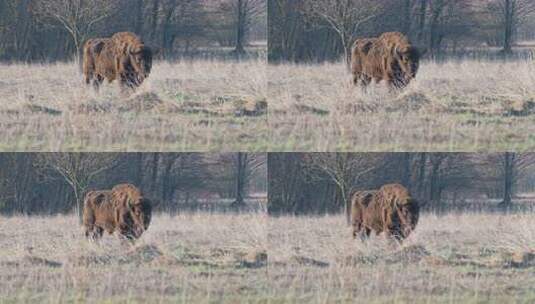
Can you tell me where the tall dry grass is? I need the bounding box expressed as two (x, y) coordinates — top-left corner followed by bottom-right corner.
(268, 60), (535, 151)
(2, 210), (534, 303)
(0, 212), (268, 303)
(267, 212), (535, 303)
(0, 59), (267, 152)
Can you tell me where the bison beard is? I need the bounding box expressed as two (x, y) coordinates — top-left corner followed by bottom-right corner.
(349, 184), (419, 241)
(351, 32), (421, 89)
(82, 184), (152, 242)
(82, 32), (152, 92)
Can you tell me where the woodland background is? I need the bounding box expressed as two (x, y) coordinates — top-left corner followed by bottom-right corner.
(0, 0), (267, 62)
(269, 0), (535, 63)
(268, 153), (535, 215)
(0, 153), (267, 215)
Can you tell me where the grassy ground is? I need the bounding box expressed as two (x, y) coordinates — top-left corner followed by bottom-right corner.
(268, 212), (535, 303)
(268, 60), (535, 151)
(0, 213), (268, 303)
(0, 59), (267, 152)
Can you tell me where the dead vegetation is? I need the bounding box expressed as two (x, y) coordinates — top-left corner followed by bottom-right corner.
(267, 212), (535, 303)
(0, 59), (267, 151)
(0, 213), (267, 303)
(268, 60), (535, 151)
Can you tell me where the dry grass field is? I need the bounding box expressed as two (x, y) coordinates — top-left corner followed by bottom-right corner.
(268, 60), (535, 151)
(0, 212), (268, 303)
(268, 212), (535, 303)
(0, 59), (267, 152)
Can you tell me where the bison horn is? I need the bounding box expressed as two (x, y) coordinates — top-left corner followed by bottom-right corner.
(128, 44), (143, 54)
(127, 198), (134, 208)
(394, 46), (401, 57)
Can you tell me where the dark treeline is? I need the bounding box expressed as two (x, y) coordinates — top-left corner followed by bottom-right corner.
(0, 153), (267, 215)
(269, 0), (535, 63)
(0, 0), (266, 62)
(268, 153), (535, 215)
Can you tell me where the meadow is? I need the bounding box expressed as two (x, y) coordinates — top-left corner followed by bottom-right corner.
(268, 59), (535, 151)
(0, 212), (268, 303)
(268, 212), (535, 303)
(0, 58), (267, 152)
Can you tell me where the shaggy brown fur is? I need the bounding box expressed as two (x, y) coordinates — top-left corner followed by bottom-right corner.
(82, 184), (152, 241)
(350, 184), (419, 241)
(82, 32), (152, 91)
(351, 32), (422, 89)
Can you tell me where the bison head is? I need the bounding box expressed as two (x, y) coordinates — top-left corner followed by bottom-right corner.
(395, 46), (421, 81)
(123, 197), (152, 239)
(128, 44), (152, 85)
(395, 198), (419, 238)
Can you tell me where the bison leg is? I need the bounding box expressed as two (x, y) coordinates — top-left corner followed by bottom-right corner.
(94, 227), (104, 240)
(364, 227), (371, 238)
(84, 73), (92, 86)
(361, 75), (371, 88)
(352, 222), (361, 239)
(85, 226), (103, 242)
(352, 72), (361, 86)
(93, 75), (104, 91)
(119, 73), (138, 92)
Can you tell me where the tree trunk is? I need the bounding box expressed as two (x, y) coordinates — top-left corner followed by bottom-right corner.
(500, 152), (515, 207)
(402, 0), (412, 35)
(429, 156), (443, 206)
(417, 0), (427, 45)
(343, 38), (351, 70)
(232, 153), (247, 206)
(72, 185), (83, 223)
(401, 153), (412, 190)
(417, 153), (427, 198)
(234, 0), (246, 55)
(150, 0), (160, 43)
(134, 0), (144, 34)
(150, 153), (160, 195)
(429, 4), (443, 57)
(344, 185), (351, 225)
(133, 153), (143, 187)
(502, 0), (514, 54)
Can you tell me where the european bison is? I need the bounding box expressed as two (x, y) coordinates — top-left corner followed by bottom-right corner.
(351, 32), (423, 89)
(349, 184), (419, 241)
(82, 32), (152, 91)
(82, 183), (152, 241)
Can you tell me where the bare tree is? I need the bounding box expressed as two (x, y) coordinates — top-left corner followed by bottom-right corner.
(38, 153), (120, 221)
(224, 0), (266, 54)
(307, 153), (382, 224)
(488, 0), (535, 53)
(495, 153), (535, 206)
(304, 0), (382, 66)
(231, 153), (266, 206)
(33, 0), (118, 58)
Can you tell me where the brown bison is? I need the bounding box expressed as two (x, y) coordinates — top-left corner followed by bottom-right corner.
(82, 32), (152, 91)
(82, 183), (152, 241)
(349, 184), (419, 241)
(351, 32), (423, 89)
